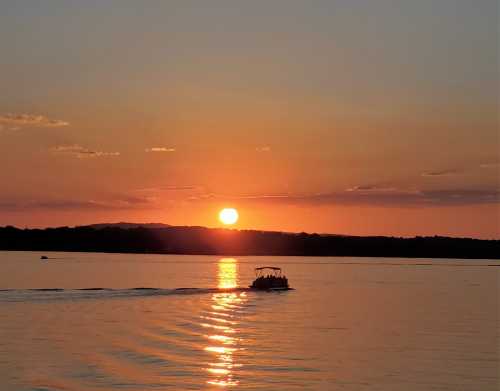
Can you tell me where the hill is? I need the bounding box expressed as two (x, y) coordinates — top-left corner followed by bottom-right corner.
(82, 222), (171, 230)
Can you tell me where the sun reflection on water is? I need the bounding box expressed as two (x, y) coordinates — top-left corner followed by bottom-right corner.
(217, 258), (238, 289)
(203, 258), (246, 387)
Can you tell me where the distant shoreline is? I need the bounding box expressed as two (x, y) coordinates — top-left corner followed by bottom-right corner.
(1, 249), (500, 263)
(1, 225), (498, 260)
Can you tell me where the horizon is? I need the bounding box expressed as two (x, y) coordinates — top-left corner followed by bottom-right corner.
(0, 1), (498, 239)
(2, 221), (498, 241)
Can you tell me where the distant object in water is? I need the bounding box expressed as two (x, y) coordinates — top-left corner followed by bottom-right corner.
(250, 266), (290, 291)
(40, 255), (48, 260)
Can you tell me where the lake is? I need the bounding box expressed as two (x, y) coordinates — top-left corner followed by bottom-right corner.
(0, 251), (498, 390)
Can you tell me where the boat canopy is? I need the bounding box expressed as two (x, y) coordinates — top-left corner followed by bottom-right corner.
(254, 267), (282, 277)
(255, 267), (281, 271)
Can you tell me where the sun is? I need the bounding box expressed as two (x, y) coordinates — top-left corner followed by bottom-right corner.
(219, 208), (239, 225)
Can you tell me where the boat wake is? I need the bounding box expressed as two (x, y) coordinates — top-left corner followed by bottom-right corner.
(0, 287), (254, 303)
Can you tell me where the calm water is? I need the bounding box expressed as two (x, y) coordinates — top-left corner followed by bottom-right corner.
(0, 252), (498, 391)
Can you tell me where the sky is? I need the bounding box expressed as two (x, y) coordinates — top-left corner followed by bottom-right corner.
(0, 0), (498, 238)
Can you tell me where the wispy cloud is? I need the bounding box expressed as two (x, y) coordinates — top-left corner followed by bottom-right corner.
(0, 113), (69, 128)
(480, 162), (499, 169)
(0, 195), (154, 212)
(421, 169), (458, 177)
(256, 146), (271, 152)
(236, 194), (290, 199)
(133, 185), (203, 193)
(346, 185), (397, 192)
(187, 193), (291, 202)
(51, 145), (120, 158)
(189, 187), (499, 207)
(145, 147), (176, 152)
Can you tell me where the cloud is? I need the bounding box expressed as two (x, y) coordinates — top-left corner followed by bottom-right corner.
(189, 187), (499, 207)
(0, 195), (154, 212)
(256, 146), (271, 152)
(134, 185), (202, 193)
(187, 193), (291, 201)
(2, 187), (496, 213)
(346, 185), (397, 192)
(51, 144), (120, 158)
(421, 170), (458, 177)
(236, 194), (290, 199)
(52, 145), (85, 153)
(418, 189), (499, 205)
(480, 162), (499, 169)
(145, 147), (175, 152)
(0, 113), (69, 128)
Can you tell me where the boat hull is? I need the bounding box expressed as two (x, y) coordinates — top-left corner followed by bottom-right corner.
(248, 286), (293, 291)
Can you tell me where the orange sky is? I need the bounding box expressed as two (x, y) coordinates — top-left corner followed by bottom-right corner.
(0, 1), (498, 238)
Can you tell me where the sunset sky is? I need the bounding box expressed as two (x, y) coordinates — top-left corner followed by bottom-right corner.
(0, 1), (498, 238)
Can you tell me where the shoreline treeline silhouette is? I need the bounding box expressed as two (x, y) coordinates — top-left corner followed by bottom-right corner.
(0, 225), (498, 259)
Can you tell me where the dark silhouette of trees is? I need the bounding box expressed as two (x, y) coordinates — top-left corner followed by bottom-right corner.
(0, 225), (498, 259)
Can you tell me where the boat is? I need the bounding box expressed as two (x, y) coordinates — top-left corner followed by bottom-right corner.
(250, 267), (291, 291)
(40, 255), (48, 260)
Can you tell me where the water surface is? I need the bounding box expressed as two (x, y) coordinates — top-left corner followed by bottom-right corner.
(0, 252), (498, 390)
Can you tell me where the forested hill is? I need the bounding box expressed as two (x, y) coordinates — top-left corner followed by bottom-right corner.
(0, 225), (498, 260)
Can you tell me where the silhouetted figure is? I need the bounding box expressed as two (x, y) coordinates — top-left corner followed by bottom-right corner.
(250, 267), (290, 290)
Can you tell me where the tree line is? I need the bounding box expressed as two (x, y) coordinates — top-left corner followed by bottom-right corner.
(0, 225), (498, 259)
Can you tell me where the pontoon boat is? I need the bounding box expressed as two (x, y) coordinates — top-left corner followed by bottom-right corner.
(250, 267), (291, 291)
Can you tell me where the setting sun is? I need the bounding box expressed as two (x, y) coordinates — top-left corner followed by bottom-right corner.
(219, 208), (239, 225)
